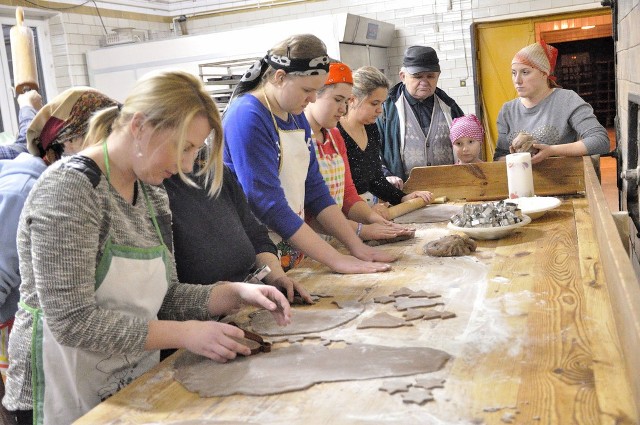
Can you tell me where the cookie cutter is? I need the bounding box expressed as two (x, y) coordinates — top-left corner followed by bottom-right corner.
(229, 322), (271, 355)
(244, 265), (272, 283)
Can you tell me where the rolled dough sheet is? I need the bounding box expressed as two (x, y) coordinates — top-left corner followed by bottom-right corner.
(393, 204), (463, 224)
(174, 343), (451, 397)
(248, 302), (364, 336)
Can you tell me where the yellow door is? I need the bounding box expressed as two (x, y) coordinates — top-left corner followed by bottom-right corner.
(476, 20), (533, 161)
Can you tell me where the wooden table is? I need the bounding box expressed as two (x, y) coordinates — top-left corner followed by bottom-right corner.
(75, 158), (639, 425)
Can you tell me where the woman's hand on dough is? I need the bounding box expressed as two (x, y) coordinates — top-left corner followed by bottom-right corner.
(360, 222), (415, 241)
(235, 283), (291, 326)
(269, 274), (314, 304)
(181, 321), (251, 362)
(530, 143), (553, 164)
(328, 253), (393, 274)
(209, 282), (291, 326)
(349, 242), (398, 264)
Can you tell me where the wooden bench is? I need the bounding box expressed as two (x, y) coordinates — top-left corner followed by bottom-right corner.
(404, 156), (585, 201)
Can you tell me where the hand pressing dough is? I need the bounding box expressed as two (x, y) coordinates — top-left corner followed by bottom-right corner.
(248, 302), (364, 336)
(510, 131), (539, 155)
(173, 343), (451, 397)
(423, 234), (477, 257)
(365, 233), (414, 246)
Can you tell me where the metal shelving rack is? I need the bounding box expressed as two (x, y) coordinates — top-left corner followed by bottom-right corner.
(556, 58), (616, 128)
(198, 58), (259, 112)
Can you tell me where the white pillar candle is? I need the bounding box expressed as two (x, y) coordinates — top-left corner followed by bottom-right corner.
(506, 153), (535, 199)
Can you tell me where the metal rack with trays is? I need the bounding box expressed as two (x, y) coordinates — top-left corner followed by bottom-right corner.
(198, 58), (259, 112)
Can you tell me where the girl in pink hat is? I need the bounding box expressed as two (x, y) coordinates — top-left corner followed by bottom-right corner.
(449, 114), (484, 164)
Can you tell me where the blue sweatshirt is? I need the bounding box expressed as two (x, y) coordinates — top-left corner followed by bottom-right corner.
(223, 94), (335, 239)
(0, 153), (46, 321)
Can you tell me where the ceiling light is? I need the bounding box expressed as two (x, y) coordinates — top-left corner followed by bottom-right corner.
(581, 25), (596, 30)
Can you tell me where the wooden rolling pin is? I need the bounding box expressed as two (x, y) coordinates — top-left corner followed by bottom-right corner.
(10, 7), (39, 94)
(386, 196), (447, 220)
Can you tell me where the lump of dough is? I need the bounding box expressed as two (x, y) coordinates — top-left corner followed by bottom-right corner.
(510, 132), (539, 155)
(423, 234), (477, 257)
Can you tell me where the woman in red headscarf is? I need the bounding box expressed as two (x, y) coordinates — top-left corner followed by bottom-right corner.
(304, 61), (414, 242)
(493, 40), (609, 163)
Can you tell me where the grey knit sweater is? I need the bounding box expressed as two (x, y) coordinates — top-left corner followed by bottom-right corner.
(494, 88), (610, 159)
(3, 155), (213, 411)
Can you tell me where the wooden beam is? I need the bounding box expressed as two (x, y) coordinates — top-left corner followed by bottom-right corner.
(583, 157), (640, 419)
(403, 156), (585, 201)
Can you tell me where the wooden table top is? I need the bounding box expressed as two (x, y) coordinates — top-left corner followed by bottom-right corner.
(75, 191), (638, 424)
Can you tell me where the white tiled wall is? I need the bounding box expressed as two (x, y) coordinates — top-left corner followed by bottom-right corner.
(45, 0), (604, 114)
(185, 0), (602, 114)
(46, 13), (166, 91)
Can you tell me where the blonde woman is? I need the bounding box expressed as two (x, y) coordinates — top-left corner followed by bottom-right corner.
(223, 35), (395, 273)
(3, 70), (290, 425)
(339, 66), (433, 214)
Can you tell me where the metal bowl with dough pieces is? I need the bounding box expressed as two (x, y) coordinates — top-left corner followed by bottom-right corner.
(504, 196), (561, 220)
(447, 214), (532, 240)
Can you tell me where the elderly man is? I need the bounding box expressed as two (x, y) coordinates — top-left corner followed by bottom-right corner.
(377, 46), (464, 182)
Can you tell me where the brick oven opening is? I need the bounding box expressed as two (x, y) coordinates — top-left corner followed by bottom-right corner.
(624, 94), (639, 234)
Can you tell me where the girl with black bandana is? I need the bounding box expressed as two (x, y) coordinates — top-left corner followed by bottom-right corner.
(223, 34), (395, 274)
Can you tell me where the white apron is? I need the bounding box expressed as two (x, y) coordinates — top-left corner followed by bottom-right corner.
(28, 143), (170, 425)
(313, 129), (346, 208)
(264, 90), (309, 271)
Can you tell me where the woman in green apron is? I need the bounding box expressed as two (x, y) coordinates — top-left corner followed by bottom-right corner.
(223, 34), (396, 274)
(304, 61), (415, 242)
(3, 70), (291, 425)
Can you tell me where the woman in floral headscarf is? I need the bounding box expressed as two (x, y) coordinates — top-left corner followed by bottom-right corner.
(223, 34), (395, 275)
(493, 40), (609, 163)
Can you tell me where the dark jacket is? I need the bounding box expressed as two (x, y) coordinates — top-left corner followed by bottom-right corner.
(377, 82), (464, 180)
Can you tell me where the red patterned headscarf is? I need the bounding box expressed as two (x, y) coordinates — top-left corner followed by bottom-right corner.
(27, 87), (118, 157)
(512, 40), (558, 79)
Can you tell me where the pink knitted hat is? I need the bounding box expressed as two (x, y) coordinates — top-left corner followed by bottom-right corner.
(449, 114), (484, 144)
(512, 40), (558, 76)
